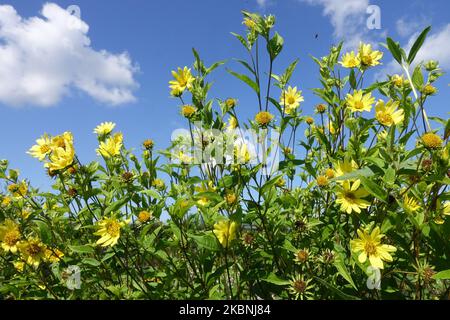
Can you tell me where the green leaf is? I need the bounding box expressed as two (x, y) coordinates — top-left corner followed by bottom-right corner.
(189, 232), (220, 251)
(139, 189), (161, 200)
(408, 26), (431, 64)
(432, 269), (450, 280)
(262, 273), (291, 286)
(267, 32), (284, 59)
(359, 176), (388, 203)
(386, 37), (403, 64)
(313, 276), (360, 300)
(384, 167), (396, 185)
(411, 64), (424, 88)
(227, 69), (260, 94)
(334, 257), (357, 290)
(34, 220), (51, 244)
(82, 258), (101, 267)
(69, 245), (95, 254)
(104, 196), (130, 215)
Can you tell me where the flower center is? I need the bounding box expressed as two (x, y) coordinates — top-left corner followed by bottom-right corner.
(27, 243), (43, 256)
(4, 231), (20, 246)
(379, 113), (393, 124)
(287, 96), (296, 105)
(344, 191), (356, 202)
(293, 280), (307, 293)
(364, 242), (377, 255)
(362, 55), (372, 65)
(40, 144), (51, 154)
(354, 101), (364, 110)
(106, 221), (120, 237)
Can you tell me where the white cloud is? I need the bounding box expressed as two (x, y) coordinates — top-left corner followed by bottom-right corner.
(377, 24), (450, 78)
(0, 3), (138, 107)
(396, 16), (431, 38)
(256, 0), (270, 9)
(300, 0), (384, 50)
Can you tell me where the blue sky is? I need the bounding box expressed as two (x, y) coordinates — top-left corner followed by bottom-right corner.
(0, 0), (449, 190)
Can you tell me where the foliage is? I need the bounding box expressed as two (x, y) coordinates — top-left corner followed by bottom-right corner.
(0, 11), (449, 300)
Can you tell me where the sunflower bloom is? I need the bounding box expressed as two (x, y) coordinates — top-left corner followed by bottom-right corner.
(421, 133), (442, 149)
(97, 132), (123, 158)
(280, 86), (304, 114)
(94, 217), (129, 247)
(350, 226), (397, 269)
(17, 238), (47, 268)
(336, 180), (370, 214)
(7, 181), (28, 198)
(94, 122), (116, 135)
(339, 51), (360, 68)
(403, 194), (421, 213)
(358, 43), (383, 68)
(334, 159), (358, 180)
(169, 67), (195, 95)
(27, 134), (52, 161)
(45, 132), (75, 171)
(0, 219), (21, 253)
(375, 100), (404, 126)
(213, 219), (237, 248)
(346, 90), (375, 113)
(289, 275), (313, 300)
(254, 111), (274, 127)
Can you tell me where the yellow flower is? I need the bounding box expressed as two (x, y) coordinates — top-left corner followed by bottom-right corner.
(243, 17), (257, 30)
(225, 192), (238, 205)
(43, 132), (75, 171)
(45, 248), (64, 263)
(1, 196), (12, 207)
(213, 219), (237, 248)
(434, 201), (450, 225)
(315, 104), (326, 113)
(254, 111), (274, 127)
(350, 226), (396, 269)
(27, 134), (52, 161)
(169, 66), (194, 95)
(13, 261), (25, 272)
(346, 90), (375, 113)
(18, 238), (47, 268)
(225, 98), (237, 108)
(227, 116), (238, 131)
(0, 219), (21, 253)
(316, 175), (328, 187)
(403, 195), (421, 213)
(305, 117), (314, 125)
(8, 181), (28, 198)
(97, 132), (123, 158)
(94, 217), (129, 247)
(375, 99), (404, 126)
(280, 86), (304, 114)
(138, 210), (152, 223)
(152, 178), (165, 190)
(181, 105), (197, 119)
(94, 122), (116, 135)
(421, 133), (443, 149)
(143, 139), (154, 150)
(197, 197), (209, 207)
(336, 180), (370, 214)
(334, 159), (358, 180)
(325, 168), (335, 179)
(391, 74), (404, 87)
(358, 42), (383, 67)
(234, 143), (252, 164)
(339, 51), (360, 68)
(177, 151), (193, 164)
(421, 84), (437, 96)
(51, 131), (73, 149)
(328, 122), (338, 135)
(294, 249), (310, 264)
